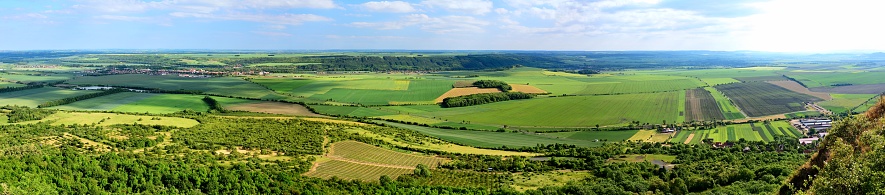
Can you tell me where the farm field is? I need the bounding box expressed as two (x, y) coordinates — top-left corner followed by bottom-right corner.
(703, 87), (744, 120)
(112, 94), (210, 113)
(0, 81), (24, 88)
(673, 122), (801, 143)
(786, 72), (885, 88)
(53, 92), (158, 111)
(0, 73), (71, 83)
(544, 130), (639, 142)
(12, 112), (200, 127)
(377, 121), (604, 148)
(304, 158), (412, 181)
(818, 94), (879, 114)
(67, 74), (289, 100)
(308, 79), (452, 105)
(305, 141), (448, 181)
(0, 87), (99, 107)
(685, 88), (726, 121)
(627, 130), (674, 142)
(392, 92), (682, 127)
(767, 80), (832, 100)
(567, 75), (705, 95)
(434, 87), (501, 102)
(329, 141), (448, 168)
(714, 82), (822, 117)
(309, 105), (397, 117)
(809, 83), (885, 94)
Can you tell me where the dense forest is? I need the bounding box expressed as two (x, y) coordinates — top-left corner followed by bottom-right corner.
(472, 80), (512, 92)
(441, 92), (535, 108)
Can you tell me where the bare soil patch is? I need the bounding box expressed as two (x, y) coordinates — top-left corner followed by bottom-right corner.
(511, 84), (548, 94)
(767, 80), (832, 100)
(434, 87), (502, 102)
(684, 134), (695, 144)
(227, 102), (325, 117)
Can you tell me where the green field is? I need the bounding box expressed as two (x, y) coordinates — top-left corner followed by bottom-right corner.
(309, 80), (451, 105)
(786, 72), (885, 88)
(310, 105), (397, 117)
(0, 73), (71, 83)
(378, 121), (605, 148)
(112, 94), (210, 113)
(391, 92), (681, 127)
(715, 82), (821, 117)
(704, 87), (744, 119)
(678, 122), (801, 143)
(819, 94), (879, 114)
(53, 92), (159, 111)
(0, 87), (99, 107)
(67, 74), (289, 100)
(0, 81), (25, 88)
(543, 130), (640, 142)
(52, 92), (211, 113)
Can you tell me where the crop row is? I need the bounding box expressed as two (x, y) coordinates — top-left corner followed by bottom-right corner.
(331, 141), (447, 168)
(306, 160), (412, 181)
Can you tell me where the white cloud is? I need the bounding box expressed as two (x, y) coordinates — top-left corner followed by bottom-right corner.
(350, 14), (489, 33)
(3, 13), (49, 19)
(73, 0), (338, 13)
(253, 31), (293, 37)
(360, 1), (416, 13)
(171, 12), (332, 25)
(422, 0), (493, 15)
(94, 15), (151, 22)
(740, 0), (885, 52)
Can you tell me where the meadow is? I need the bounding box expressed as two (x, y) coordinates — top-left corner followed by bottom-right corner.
(13, 112), (200, 127)
(715, 82), (821, 117)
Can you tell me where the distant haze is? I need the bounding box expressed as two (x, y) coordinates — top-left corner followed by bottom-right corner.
(1, 0), (883, 52)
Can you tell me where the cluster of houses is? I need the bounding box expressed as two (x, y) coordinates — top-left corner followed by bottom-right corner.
(795, 118), (832, 145)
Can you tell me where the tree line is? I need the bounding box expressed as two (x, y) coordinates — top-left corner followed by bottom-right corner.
(441, 92), (535, 108)
(0, 84), (43, 93)
(37, 88), (128, 108)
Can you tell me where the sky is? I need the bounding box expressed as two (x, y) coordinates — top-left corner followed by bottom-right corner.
(0, 0), (883, 51)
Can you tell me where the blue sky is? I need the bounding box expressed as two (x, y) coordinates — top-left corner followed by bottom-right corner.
(1, 0), (883, 51)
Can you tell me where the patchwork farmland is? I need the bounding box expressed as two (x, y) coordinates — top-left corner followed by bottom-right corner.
(714, 82), (822, 117)
(672, 122), (802, 144)
(684, 88), (726, 121)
